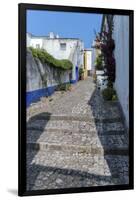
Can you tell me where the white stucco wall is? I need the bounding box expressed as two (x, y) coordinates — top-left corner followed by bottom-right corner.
(42, 39), (84, 81)
(27, 33), (84, 82)
(85, 50), (92, 71)
(29, 37), (43, 49)
(26, 33), (32, 47)
(91, 40), (100, 73)
(91, 43), (96, 73)
(43, 39), (76, 60)
(27, 35), (84, 81)
(113, 15), (129, 128)
(42, 39), (84, 65)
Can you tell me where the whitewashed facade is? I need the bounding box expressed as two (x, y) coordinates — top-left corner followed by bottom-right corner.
(27, 32), (84, 82)
(84, 49), (92, 74)
(91, 40), (101, 74)
(26, 32), (84, 106)
(91, 40), (96, 73)
(100, 15), (129, 129)
(113, 15), (129, 128)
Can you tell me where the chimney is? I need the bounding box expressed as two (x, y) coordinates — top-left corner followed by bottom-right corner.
(49, 32), (54, 38)
(56, 34), (59, 38)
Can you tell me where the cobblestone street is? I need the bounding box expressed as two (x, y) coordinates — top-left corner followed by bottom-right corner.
(27, 77), (129, 190)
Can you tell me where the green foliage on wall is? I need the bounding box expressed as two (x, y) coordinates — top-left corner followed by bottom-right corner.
(95, 54), (103, 70)
(29, 47), (73, 70)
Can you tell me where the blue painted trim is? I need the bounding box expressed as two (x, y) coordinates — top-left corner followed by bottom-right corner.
(70, 79), (77, 84)
(75, 66), (79, 82)
(26, 85), (57, 107)
(26, 80), (79, 107)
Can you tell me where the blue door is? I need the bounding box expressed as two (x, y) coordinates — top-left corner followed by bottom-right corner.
(76, 66), (79, 82)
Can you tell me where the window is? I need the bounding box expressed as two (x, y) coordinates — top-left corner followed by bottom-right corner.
(60, 43), (66, 50)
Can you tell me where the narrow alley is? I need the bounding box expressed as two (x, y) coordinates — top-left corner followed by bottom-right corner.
(27, 77), (129, 190)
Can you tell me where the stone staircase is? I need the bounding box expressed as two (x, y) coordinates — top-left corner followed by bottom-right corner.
(26, 113), (129, 190)
(27, 114), (128, 155)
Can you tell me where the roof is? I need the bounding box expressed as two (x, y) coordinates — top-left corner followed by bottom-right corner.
(84, 48), (92, 51)
(27, 32), (83, 42)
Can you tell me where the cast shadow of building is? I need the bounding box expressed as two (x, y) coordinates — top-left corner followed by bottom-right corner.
(87, 88), (129, 185)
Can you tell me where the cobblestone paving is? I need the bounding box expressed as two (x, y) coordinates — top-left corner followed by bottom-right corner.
(27, 77), (121, 119)
(27, 151), (128, 190)
(27, 77), (129, 190)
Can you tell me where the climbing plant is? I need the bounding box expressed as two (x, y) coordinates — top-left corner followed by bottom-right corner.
(29, 47), (73, 70)
(95, 54), (103, 70)
(95, 18), (116, 86)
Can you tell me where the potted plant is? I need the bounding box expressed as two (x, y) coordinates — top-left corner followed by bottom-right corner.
(102, 87), (118, 101)
(93, 72), (97, 83)
(79, 68), (85, 80)
(95, 54), (103, 71)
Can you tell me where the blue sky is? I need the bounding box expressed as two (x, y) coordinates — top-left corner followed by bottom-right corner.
(27, 10), (102, 48)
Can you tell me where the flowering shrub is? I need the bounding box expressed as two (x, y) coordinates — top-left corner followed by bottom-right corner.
(95, 21), (116, 85)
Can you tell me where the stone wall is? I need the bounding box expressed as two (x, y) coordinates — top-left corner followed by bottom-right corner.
(26, 49), (71, 107)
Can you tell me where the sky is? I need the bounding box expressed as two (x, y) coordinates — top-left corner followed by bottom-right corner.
(27, 10), (102, 48)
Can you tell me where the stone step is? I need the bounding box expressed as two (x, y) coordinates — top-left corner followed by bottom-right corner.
(27, 129), (128, 148)
(27, 119), (125, 133)
(27, 142), (128, 156)
(27, 127), (125, 136)
(27, 149), (129, 190)
(27, 129), (128, 155)
(27, 128), (125, 135)
(27, 113), (122, 123)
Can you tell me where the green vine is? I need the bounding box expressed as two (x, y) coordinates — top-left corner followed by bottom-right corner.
(28, 47), (73, 70)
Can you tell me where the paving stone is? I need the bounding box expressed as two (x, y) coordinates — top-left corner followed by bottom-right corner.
(26, 77), (129, 190)
(55, 178), (64, 185)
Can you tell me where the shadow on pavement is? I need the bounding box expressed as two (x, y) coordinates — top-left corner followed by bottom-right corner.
(26, 89), (128, 191)
(88, 88), (129, 185)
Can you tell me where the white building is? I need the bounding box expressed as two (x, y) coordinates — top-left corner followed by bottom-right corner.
(113, 15), (129, 129)
(84, 48), (92, 75)
(91, 40), (101, 74)
(101, 15), (129, 129)
(27, 32), (84, 83)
